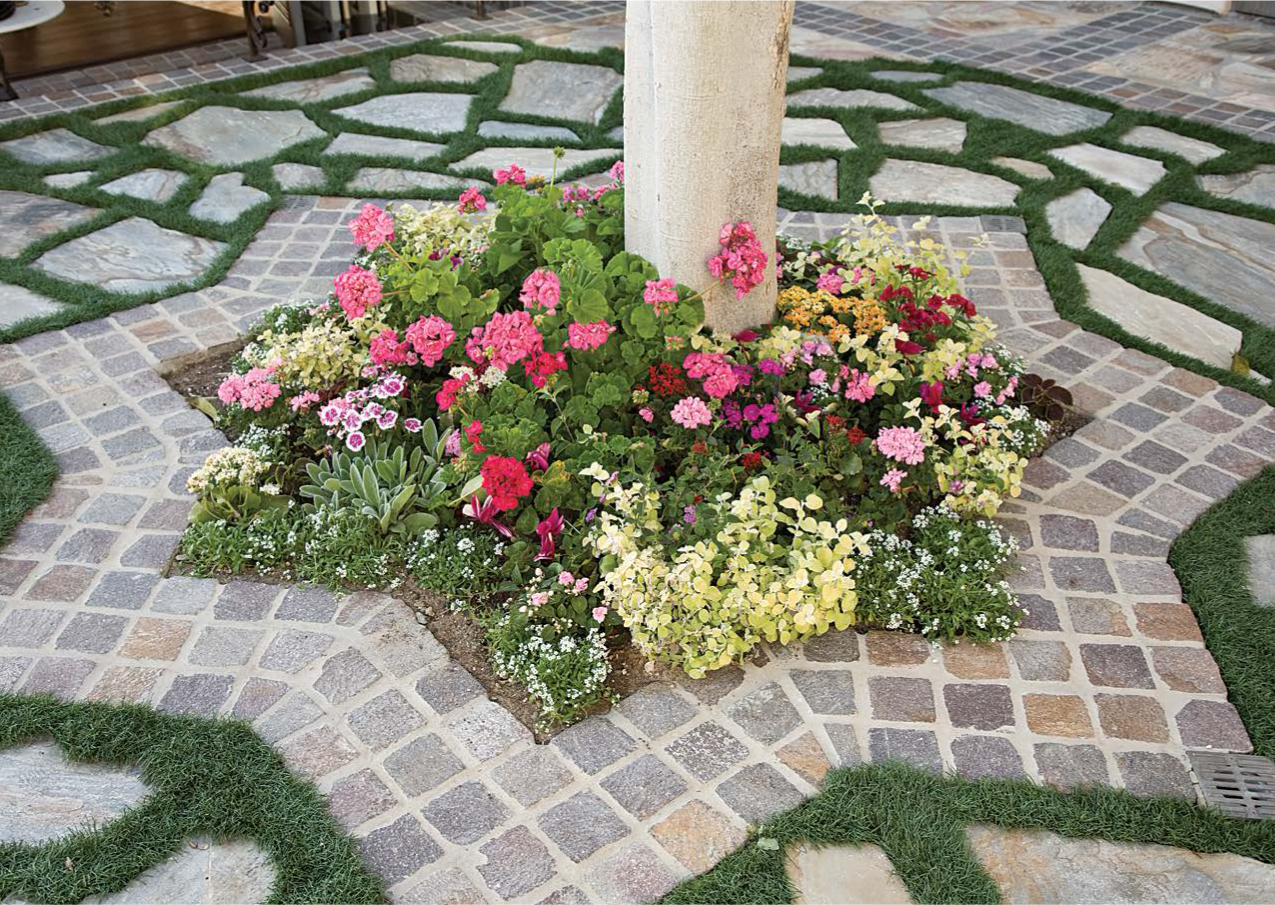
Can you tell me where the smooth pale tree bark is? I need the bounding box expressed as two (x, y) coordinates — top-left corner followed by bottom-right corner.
(624, 0), (794, 334)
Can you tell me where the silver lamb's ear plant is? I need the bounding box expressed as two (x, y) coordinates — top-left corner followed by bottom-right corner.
(299, 424), (452, 536)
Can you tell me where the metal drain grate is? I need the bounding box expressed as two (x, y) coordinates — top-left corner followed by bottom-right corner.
(1189, 751), (1275, 820)
(979, 215), (1027, 234)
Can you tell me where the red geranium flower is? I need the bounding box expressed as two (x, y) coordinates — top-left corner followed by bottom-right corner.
(480, 456), (533, 511)
(846, 426), (867, 445)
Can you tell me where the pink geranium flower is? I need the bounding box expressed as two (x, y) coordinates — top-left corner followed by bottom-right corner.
(707, 221), (768, 299)
(816, 271), (843, 294)
(348, 204), (395, 252)
(519, 269), (561, 312)
(334, 265), (382, 320)
(644, 278), (678, 316)
(670, 396), (712, 430)
(405, 315), (456, 368)
(494, 164), (527, 186)
(880, 468), (906, 493)
(876, 426), (927, 465)
(565, 320), (616, 352)
(458, 187), (487, 213)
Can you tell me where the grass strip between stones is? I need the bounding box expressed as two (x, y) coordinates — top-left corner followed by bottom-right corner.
(0, 693), (386, 905)
(661, 760), (1275, 905)
(0, 390), (56, 545)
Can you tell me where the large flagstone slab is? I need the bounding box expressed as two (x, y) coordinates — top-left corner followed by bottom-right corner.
(1117, 202), (1275, 329)
(86, 838), (275, 904)
(33, 217), (226, 293)
(45, 171), (95, 189)
(0, 190), (99, 257)
(924, 82), (1111, 136)
(992, 156), (1052, 180)
(271, 163), (325, 191)
(869, 159), (1018, 206)
(1, 128), (114, 165)
(1076, 263), (1241, 369)
(0, 741), (150, 844)
(145, 107), (326, 165)
(452, 146), (617, 179)
(478, 120), (579, 142)
(331, 92), (474, 134)
(390, 54), (498, 84)
(787, 66), (824, 82)
(1247, 535), (1275, 608)
(347, 168), (482, 193)
(1046, 188), (1111, 250)
(873, 70), (943, 84)
(498, 60), (622, 125)
(189, 173), (268, 224)
(779, 159), (839, 200)
(1048, 143), (1166, 195)
(442, 39), (521, 54)
(788, 87), (918, 112)
(323, 133), (444, 162)
(786, 843), (913, 905)
(1198, 164), (1275, 209)
(968, 826), (1275, 904)
(100, 168), (189, 203)
(0, 283), (66, 329)
(1121, 125), (1224, 164)
(242, 68), (375, 102)
(782, 117), (857, 150)
(878, 117), (966, 152)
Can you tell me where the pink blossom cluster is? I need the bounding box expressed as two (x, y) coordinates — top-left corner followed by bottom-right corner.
(218, 367), (281, 412)
(816, 271), (844, 294)
(644, 278), (678, 316)
(876, 426), (927, 466)
(565, 320), (616, 352)
(317, 373), (408, 450)
(494, 163), (527, 186)
(436, 372), (471, 412)
(405, 315), (457, 368)
(844, 368), (875, 403)
(524, 349), (567, 388)
(722, 400), (779, 440)
(348, 204), (395, 252)
(943, 351), (1001, 381)
(369, 329), (418, 369)
(670, 396), (712, 430)
(457, 188), (487, 213)
(466, 310), (544, 372)
(334, 265), (382, 320)
(519, 269), (561, 312)
(290, 391), (320, 412)
(880, 468), (907, 494)
(684, 352), (739, 399)
(707, 221), (768, 299)
(609, 160), (624, 183)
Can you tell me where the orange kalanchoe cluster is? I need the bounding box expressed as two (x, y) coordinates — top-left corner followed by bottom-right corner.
(777, 286), (887, 342)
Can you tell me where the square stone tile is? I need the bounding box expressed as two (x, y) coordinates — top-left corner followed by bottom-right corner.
(538, 792), (630, 862)
(600, 754), (688, 820)
(665, 721), (749, 782)
(358, 815), (443, 886)
(188, 625), (264, 667)
(493, 746), (574, 807)
(950, 735), (1025, 780)
(1095, 693), (1168, 743)
(943, 684), (1015, 731)
(54, 612), (128, 653)
(869, 676), (935, 723)
(726, 681), (802, 744)
(347, 689), (425, 751)
(615, 684), (697, 737)
(652, 800), (747, 874)
(120, 617), (191, 660)
(383, 734), (464, 797)
(1080, 643), (1154, 688)
(478, 826), (556, 900)
(716, 763), (805, 825)
(1114, 751), (1193, 798)
(867, 727), (943, 773)
(1034, 742), (1110, 789)
(1024, 694), (1093, 738)
(423, 780), (510, 845)
(552, 717), (636, 775)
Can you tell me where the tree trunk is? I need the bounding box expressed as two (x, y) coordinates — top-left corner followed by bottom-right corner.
(624, 0), (794, 335)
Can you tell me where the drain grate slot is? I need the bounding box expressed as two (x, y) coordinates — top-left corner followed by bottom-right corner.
(1190, 751), (1275, 820)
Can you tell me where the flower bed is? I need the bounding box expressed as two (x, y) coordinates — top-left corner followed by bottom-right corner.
(180, 164), (1061, 727)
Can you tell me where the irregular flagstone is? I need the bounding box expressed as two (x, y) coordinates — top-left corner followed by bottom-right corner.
(0, 190), (99, 257)
(1198, 164), (1275, 209)
(787, 66), (824, 82)
(390, 54), (498, 84)
(1076, 263), (1241, 370)
(498, 60), (621, 125)
(873, 70), (944, 84)
(144, 107), (326, 166)
(1117, 202), (1275, 329)
(967, 825), (1275, 904)
(242, 68), (375, 102)
(99, 168), (189, 203)
(1046, 188), (1111, 250)
(347, 167), (482, 193)
(992, 156), (1053, 180)
(924, 82), (1111, 136)
(442, 39), (521, 54)
(83, 838), (275, 904)
(779, 159), (840, 200)
(878, 117), (967, 152)
(1048, 143), (1166, 195)
(869, 159), (1018, 206)
(532, 23), (625, 52)
(478, 120), (579, 142)
(331, 92), (474, 134)
(0, 283), (64, 329)
(788, 87), (918, 112)
(0, 740), (150, 844)
(271, 163), (326, 191)
(96, 101), (185, 125)
(786, 843), (913, 905)
(322, 133), (444, 162)
(605, 125), (623, 144)
(44, 171), (95, 189)
(1247, 535), (1275, 608)
(189, 173), (269, 224)
(33, 217), (226, 293)
(782, 117), (857, 150)
(452, 146), (617, 178)
(1121, 125), (1224, 165)
(0, 128), (114, 165)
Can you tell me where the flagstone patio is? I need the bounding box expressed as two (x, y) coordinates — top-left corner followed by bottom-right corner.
(3, 1), (1275, 903)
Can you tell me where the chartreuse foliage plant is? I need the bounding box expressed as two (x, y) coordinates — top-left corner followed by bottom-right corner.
(0, 694), (384, 905)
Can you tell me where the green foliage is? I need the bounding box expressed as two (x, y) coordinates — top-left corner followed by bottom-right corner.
(0, 392), (56, 545)
(406, 524), (510, 602)
(0, 694), (384, 905)
(300, 431), (451, 536)
(189, 484), (291, 525)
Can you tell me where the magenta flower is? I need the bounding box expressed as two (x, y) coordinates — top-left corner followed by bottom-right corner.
(707, 221), (768, 299)
(457, 187), (487, 213)
(405, 315), (456, 368)
(494, 163), (527, 186)
(816, 271), (844, 295)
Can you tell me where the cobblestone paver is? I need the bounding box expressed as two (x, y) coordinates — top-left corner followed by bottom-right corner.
(2, 201), (1272, 902)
